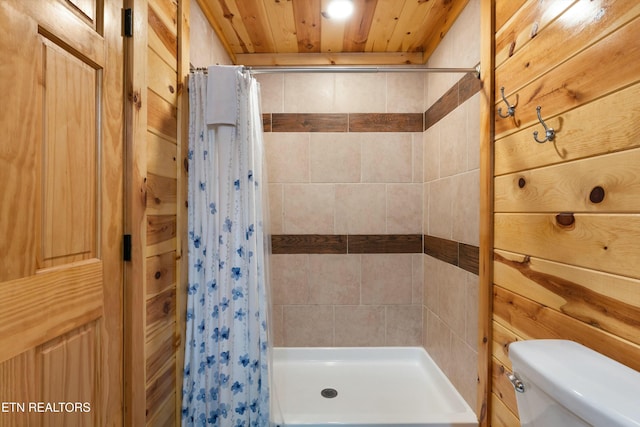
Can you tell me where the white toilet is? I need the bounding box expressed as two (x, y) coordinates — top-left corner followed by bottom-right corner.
(508, 339), (640, 427)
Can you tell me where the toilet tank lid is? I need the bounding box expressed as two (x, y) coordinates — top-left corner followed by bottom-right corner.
(509, 340), (640, 427)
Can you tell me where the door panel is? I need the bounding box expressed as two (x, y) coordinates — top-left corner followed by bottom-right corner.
(0, 0), (123, 425)
(41, 37), (98, 268)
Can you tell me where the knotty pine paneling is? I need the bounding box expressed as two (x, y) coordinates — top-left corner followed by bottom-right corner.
(146, 357), (176, 424)
(497, 1), (640, 99)
(148, 89), (178, 139)
(494, 250), (640, 346)
(493, 286), (640, 372)
(494, 82), (640, 175)
(146, 322), (177, 381)
(141, 0), (180, 424)
(490, 3), (640, 424)
(491, 392), (519, 427)
(495, 148), (640, 212)
(494, 213), (640, 279)
(147, 251), (177, 297)
(149, 2), (178, 65)
(495, 0), (526, 31)
(495, 0), (573, 71)
(491, 357), (518, 416)
(147, 173), (178, 216)
(495, 13), (640, 138)
(146, 286), (177, 339)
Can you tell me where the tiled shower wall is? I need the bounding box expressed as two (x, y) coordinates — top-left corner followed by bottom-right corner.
(256, 0), (480, 410)
(422, 0), (480, 409)
(256, 72), (426, 347)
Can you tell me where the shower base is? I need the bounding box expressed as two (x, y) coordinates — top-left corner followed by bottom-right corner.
(271, 346), (478, 427)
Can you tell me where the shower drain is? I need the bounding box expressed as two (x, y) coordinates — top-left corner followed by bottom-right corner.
(320, 388), (338, 399)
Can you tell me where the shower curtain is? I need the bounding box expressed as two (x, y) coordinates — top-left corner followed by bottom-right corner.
(182, 66), (271, 427)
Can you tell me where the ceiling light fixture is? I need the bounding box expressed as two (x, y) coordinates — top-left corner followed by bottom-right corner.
(326, 0), (354, 20)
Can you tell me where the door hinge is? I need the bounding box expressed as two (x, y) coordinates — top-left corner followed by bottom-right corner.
(123, 8), (133, 37)
(123, 234), (132, 261)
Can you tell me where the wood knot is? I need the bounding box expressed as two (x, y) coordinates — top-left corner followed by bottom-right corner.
(556, 212), (575, 227)
(518, 177), (526, 188)
(589, 186), (605, 204)
(154, 271), (162, 279)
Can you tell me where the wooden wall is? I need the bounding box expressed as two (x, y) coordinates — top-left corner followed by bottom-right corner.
(125, 0), (189, 425)
(489, 1), (640, 425)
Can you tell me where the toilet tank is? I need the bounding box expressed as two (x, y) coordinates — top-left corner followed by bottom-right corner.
(508, 339), (640, 427)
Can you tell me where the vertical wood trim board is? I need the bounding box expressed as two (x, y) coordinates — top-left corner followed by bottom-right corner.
(124, 0), (149, 425)
(478, 1), (495, 425)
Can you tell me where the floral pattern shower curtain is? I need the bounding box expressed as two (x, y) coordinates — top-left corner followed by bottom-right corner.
(182, 67), (271, 426)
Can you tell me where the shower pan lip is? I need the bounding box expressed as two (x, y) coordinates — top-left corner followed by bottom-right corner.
(271, 346), (478, 426)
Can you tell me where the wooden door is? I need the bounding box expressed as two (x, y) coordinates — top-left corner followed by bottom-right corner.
(0, 0), (124, 426)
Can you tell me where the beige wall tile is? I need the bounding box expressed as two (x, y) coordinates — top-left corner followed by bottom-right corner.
(283, 184), (335, 234)
(283, 305), (334, 346)
(412, 133), (424, 183)
(439, 107), (467, 178)
(270, 254), (309, 305)
(437, 262), (468, 339)
(423, 255), (439, 313)
(335, 74), (386, 113)
(423, 126), (439, 182)
(308, 254), (361, 305)
(465, 272), (479, 348)
(387, 73), (425, 113)
(451, 0), (481, 68)
(424, 310), (452, 372)
(386, 305), (423, 346)
(412, 254), (424, 305)
(189, 0), (232, 68)
(427, 178), (453, 239)
(283, 73), (335, 113)
(466, 93), (481, 171)
(268, 184), (283, 234)
(335, 184), (386, 234)
(264, 132), (309, 183)
(361, 133), (412, 183)
(255, 73), (284, 113)
(271, 304), (284, 346)
(334, 305), (385, 346)
(452, 170), (479, 246)
(423, 182), (430, 236)
(422, 306), (430, 349)
(450, 334), (478, 411)
(310, 133), (361, 183)
(361, 254), (413, 305)
(387, 184), (423, 234)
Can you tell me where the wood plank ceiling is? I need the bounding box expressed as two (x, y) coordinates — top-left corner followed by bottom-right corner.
(196, 0), (470, 66)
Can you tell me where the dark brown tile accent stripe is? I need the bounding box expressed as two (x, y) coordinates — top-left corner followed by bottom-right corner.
(424, 234), (480, 275)
(458, 72), (483, 105)
(348, 234), (423, 254)
(272, 234), (347, 254)
(262, 113), (272, 132)
(271, 234), (423, 254)
(459, 243), (480, 274)
(348, 113), (423, 132)
(271, 113), (348, 132)
(272, 233), (478, 273)
(424, 72), (482, 131)
(423, 235), (458, 265)
(265, 113), (423, 132)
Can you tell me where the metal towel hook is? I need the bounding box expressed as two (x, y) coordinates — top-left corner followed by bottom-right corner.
(533, 106), (555, 143)
(497, 86), (518, 118)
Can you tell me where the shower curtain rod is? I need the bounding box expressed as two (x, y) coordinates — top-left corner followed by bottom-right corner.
(190, 64), (480, 76)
